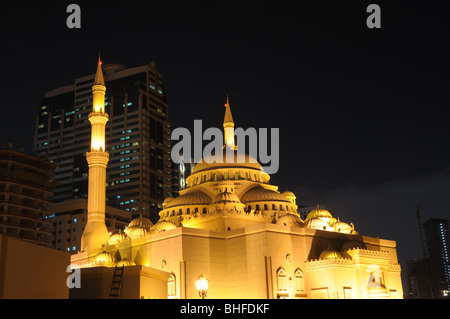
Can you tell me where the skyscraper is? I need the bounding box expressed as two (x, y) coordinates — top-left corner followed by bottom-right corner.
(33, 60), (172, 222)
(423, 218), (450, 298)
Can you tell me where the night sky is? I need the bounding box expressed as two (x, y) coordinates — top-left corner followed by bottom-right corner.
(1, 1), (450, 286)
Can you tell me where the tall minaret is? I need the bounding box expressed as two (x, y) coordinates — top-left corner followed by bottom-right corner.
(223, 96), (237, 150)
(80, 58), (110, 252)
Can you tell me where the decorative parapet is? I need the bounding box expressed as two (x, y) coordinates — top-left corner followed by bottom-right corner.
(304, 257), (355, 269)
(344, 248), (389, 259)
(388, 263), (402, 272)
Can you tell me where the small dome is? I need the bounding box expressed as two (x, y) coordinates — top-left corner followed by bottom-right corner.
(126, 213), (153, 232)
(92, 251), (116, 265)
(319, 248), (342, 260)
(305, 218), (334, 231)
(276, 213), (303, 226)
(331, 219), (353, 234)
(282, 191), (296, 197)
(165, 191), (211, 208)
(305, 205), (333, 222)
(241, 186), (291, 204)
(107, 229), (128, 245)
(212, 191), (241, 204)
(151, 220), (177, 232)
(116, 258), (136, 267)
(126, 226), (147, 239)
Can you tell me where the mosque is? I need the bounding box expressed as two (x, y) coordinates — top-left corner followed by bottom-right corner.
(70, 59), (403, 299)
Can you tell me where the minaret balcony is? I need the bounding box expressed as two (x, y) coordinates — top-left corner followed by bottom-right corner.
(88, 113), (109, 127)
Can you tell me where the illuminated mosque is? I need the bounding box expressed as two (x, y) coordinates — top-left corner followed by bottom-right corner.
(70, 59), (403, 299)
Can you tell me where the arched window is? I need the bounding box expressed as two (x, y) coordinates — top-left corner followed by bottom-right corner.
(203, 175), (206, 182)
(256, 204), (260, 211)
(187, 208), (190, 214)
(294, 268), (305, 296)
(168, 274), (176, 298)
(245, 172), (248, 180)
(195, 207), (199, 213)
(280, 205), (284, 211)
(213, 173), (217, 181)
(178, 209), (182, 215)
(202, 208), (207, 214)
(234, 172), (239, 180)
(224, 172), (228, 179)
(277, 268), (288, 297)
(272, 204), (276, 210)
(264, 204), (268, 210)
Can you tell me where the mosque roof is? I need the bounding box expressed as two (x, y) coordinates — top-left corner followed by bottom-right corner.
(150, 220), (177, 232)
(126, 213), (153, 231)
(93, 251), (116, 264)
(276, 213), (303, 226)
(304, 205), (333, 222)
(241, 186), (291, 204)
(331, 219), (354, 233)
(305, 217), (335, 231)
(107, 229), (128, 245)
(165, 191), (211, 208)
(192, 150), (263, 174)
(319, 248), (342, 260)
(212, 191), (241, 204)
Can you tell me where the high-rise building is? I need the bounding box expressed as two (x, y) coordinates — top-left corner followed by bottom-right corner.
(33, 60), (172, 222)
(48, 198), (131, 254)
(405, 258), (432, 298)
(0, 143), (58, 248)
(423, 218), (450, 298)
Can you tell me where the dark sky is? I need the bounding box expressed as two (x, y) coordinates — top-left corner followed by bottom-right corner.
(1, 1), (450, 287)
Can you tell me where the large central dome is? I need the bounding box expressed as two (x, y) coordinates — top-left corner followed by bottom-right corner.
(192, 150), (263, 174)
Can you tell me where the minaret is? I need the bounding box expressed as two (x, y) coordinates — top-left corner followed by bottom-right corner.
(223, 96), (237, 150)
(80, 58), (110, 252)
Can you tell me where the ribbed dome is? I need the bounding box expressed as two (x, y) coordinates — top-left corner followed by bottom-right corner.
(151, 220), (177, 232)
(331, 220), (353, 233)
(116, 258), (136, 267)
(276, 213), (303, 226)
(212, 192), (241, 204)
(319, 249), (342, 260)
(241, 186), (290, 204)
(305, 205), (333, 222)
(192, 150), (262, 174)
(107, 229), (128, 245)
(128, 227), (147, 239)
(305, 218), (334, 231)
(165, 191), (211, 208)
(126, 213), (153, 231)
(93, 251), (116, 264)
(282, 191), (296, 198)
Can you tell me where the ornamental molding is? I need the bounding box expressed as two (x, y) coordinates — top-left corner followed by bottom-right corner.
(304, 257), (355, 268)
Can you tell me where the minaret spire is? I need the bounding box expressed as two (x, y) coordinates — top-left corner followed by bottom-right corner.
(223, 95), (237, 150)
(94, 56), (105, 87)
(80, 58), (110, 253)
